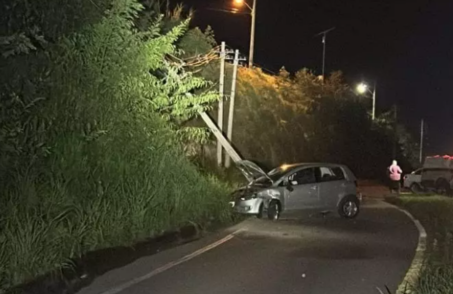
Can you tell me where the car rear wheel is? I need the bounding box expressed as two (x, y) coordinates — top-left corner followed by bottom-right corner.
(338, 196), (360, 219)
(410, 183), (423, 194)
(267, 200), (281, 220)
(436, 179), (451, 196)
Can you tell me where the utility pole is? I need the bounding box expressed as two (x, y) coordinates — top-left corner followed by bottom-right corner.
(392, 105), (398, 159)
(419, 119), (424, 163)
(199, 111), (242, 164)
(316, 27), (335, 80)
(248, 0), (256, 67)
(217, 42), (226, 167)
(371, 82), (376, 121)
(225, 50), (240, 168)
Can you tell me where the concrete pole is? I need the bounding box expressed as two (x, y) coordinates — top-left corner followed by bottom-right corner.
(199, 111), (242, 164)
(420, 119), (424, 163)
(217, 42), (226, 166)
(372, 87), (376, 121)
(225, 50), (240, 168)
(248, 0), (256, 67)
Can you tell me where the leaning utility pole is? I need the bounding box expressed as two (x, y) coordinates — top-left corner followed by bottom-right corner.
(419, 119), (424, 163)
(199, 111), (242, 164)
(225, 50), (240, 168)
(315, 27), (335, 80)
(217, 42), (226, 166)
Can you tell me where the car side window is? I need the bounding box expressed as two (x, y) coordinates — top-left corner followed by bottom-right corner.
(318, 167), (335, 182)
(331, 167), (346, 180)
(316, 166), (345, 182)
(288, 168), (316, 185)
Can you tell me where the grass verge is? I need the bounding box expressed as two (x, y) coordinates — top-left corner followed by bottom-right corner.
(386, 195), (453, 294)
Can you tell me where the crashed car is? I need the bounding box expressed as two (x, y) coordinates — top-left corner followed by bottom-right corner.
(231, 161), (361, 220)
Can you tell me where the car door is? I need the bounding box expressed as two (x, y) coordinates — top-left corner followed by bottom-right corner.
(284, 167), (320, 210)
(316, 166), (346, 209)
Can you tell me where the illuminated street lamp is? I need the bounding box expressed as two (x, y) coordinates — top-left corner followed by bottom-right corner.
(233, 0), (256, 67)
(356, 83), (368, 94)
(356, 82), (376, 120)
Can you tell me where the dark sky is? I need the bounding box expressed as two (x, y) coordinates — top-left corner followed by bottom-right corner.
(182, 0), (453, 155)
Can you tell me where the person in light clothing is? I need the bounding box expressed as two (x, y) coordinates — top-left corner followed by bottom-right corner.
(388, 160), (403, 195)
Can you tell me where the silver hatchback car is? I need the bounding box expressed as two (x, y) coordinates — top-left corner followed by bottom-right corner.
(231, 161), (361, 220)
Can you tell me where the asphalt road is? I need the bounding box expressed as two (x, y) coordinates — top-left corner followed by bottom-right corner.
(78, 199), (419, 294)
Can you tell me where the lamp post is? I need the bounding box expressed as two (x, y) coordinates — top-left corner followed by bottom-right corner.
(356, 82), (376, 121)
(233, 0), (256, 67)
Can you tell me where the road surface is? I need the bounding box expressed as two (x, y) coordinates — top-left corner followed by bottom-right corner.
(77, 199), (418, 294)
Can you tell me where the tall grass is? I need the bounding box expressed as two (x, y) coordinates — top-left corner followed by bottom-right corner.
(0, 0), (232, 289)
(0, 131), (232, 289)
(387, 196), (453, 293)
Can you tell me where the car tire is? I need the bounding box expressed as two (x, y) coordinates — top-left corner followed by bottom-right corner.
(436, 179), (451, 196)
(410, 183), (423, 194)
(267, 200), (281, 221)
(338, 196), (360, 219)
(256, 203), (264, 219)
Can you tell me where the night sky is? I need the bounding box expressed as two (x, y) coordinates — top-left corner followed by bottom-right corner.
(183, 0), (453, 155)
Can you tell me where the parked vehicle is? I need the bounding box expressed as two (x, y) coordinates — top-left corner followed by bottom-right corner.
(231, 161), (361, 220)
(420, 155), (453, 195)
(403, 168), (423, 193)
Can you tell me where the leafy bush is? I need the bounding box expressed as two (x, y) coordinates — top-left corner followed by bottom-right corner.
(0, 0), (231, 289)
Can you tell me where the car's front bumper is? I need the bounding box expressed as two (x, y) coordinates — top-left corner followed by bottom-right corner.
(229, 198), (263, 215)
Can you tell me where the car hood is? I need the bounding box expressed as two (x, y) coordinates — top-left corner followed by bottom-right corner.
(236, 160), (272, 184)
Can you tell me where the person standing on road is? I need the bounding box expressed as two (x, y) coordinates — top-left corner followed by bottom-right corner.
(388, 160), (403, 195)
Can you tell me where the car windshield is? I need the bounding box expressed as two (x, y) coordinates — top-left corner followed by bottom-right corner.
(250, 164), (301, 185)
(268, 164), (300, 181)
(251, 168), (285, 185)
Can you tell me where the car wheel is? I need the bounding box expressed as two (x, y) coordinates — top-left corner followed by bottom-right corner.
(436, 180), (450, 195)
(267, 200), (280, 220)
(410, 183), (423, 194)
(338, 196), (360, 219)
(256, 203), (264, 219)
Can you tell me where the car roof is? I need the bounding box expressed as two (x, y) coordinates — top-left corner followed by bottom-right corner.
(281, 162), (349, 169)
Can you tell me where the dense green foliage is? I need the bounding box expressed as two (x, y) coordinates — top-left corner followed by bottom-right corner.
(0, 0), (232, 289)
(196, 64), (419, 178)
(387, 196), (453, 293)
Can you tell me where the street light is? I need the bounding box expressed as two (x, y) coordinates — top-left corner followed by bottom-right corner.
(356, 83), (368, 94)
(232, 0), (256, 68)
(356, 82), (376, 121)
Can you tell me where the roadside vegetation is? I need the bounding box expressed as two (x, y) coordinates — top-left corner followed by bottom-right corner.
(387, 195), (453, 293)
(195, 65), (420, 179)
(0, 0), (233, 289)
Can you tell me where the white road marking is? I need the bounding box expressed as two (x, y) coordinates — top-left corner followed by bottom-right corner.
(387, 203), (427, 294)
(98, 232), (238, 294)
